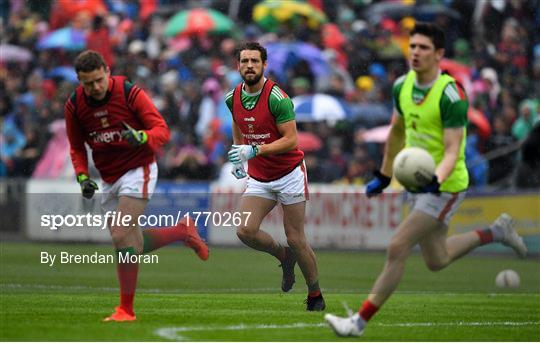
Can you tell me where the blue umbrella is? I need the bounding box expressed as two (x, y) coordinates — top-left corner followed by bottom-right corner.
(265, 42), (329, 83)
(37, 27), (86, 50)
(47, 66), (79, 83)
(292, 93), (351, 124)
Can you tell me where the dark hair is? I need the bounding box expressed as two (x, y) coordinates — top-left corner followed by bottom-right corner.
(74, 50), (107, 73)
(235, 41), (267, 62)
(410, 22), (446, 50)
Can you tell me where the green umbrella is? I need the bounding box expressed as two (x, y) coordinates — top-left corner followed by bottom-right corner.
(253, 0), (327, 32)
(164, 8), (234, 37)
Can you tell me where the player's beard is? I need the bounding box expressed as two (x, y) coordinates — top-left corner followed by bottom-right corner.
(242, 69), (264, 86)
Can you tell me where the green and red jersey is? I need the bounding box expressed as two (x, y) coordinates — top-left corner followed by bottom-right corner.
(392, 71), (469, 128)
(225, 79), (304, 181)
(394, 70), (469, 192)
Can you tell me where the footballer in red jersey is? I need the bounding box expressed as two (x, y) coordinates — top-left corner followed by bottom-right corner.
(226, 42), (325, 311)
(64, 50), (209, 322)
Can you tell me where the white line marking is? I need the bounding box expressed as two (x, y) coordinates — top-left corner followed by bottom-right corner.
(156, 323), (324, 341)
(380, 321), (540, 327)
(3, 284), (538, 295)
(155, 321), (540, 341)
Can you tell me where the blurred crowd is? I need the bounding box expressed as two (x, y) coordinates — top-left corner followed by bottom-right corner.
(1, 0), (539, 189)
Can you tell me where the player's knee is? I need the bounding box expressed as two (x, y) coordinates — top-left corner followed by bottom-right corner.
(110, 227), (130, 246)
(236, 227), (254, 243)
(286, 235), (305, 249)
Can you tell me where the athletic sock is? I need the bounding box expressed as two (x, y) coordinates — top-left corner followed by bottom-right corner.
(142, 223), (189, 254)
(308, 281), (321, 297)
(116, 247), (138, 316)
(359, 300), (378, 321)
(475, 228), (495, 245)
(476, 222), (507, 245)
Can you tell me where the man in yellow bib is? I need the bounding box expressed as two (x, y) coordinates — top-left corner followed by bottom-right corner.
(325, 22), (527, 337)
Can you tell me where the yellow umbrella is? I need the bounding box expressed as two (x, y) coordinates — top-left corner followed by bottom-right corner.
(253, 0), (327, 32)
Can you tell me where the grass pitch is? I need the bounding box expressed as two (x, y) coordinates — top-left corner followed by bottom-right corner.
(1, 242), (539, 341)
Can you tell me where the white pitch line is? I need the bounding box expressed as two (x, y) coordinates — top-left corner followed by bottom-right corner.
(2, 284), (538, 296)
(379, 321), (540, 327)
(155, 323), (325, 341)
(155, 321), (540, 341)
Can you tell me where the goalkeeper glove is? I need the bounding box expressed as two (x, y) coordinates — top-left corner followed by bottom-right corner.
(228, 144), (258, 164)
(408, 176), (441, 195)
(365, 170), (391, 198)
(77, 174), (98, 199)
(231, 163), (247, 179)
(122, 121), (147, 147)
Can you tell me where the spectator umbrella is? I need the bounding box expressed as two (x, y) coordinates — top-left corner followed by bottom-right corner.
(297, 131), (322, 152)
(37, 27), (86, 50)
(322, 23), (346, 49)
(164, 8), (234, 37)
(0, 44), (32, 62)
(415, 4), (461, 21)
(47, 66), (79, 83)
(265, 42), (330, 83)
(253, 0), (327, 32)
(292, 94), (351, 124)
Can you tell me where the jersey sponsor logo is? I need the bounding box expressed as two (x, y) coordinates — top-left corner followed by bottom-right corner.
(89, 130), (123, 143)
(101, 117), (110, 128)
(244, 117), (255, 122)
(243, 133), (271, 140)
(247, 124), (255, 133)
(93, 110), (108, 118)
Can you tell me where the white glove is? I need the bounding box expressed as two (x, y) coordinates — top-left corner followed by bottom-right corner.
(228, 144), (258, 164)
(231, 163), (247, 179)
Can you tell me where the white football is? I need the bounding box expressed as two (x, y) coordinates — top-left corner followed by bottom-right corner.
(495, 269), (520, 288)
(392, 147), (436, 190)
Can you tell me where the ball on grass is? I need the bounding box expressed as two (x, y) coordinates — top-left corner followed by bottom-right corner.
(495, 269), (520, 288)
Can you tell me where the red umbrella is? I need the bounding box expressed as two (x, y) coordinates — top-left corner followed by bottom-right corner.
(468, 107), (491, 139)
(322, 23), (346, 49)
(140, 0), (158, 21)
(441, 58), (471, 83)
(297, 131), (322, 152)
(49, 0), (107, 29)
(440, 58), (473, 97)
